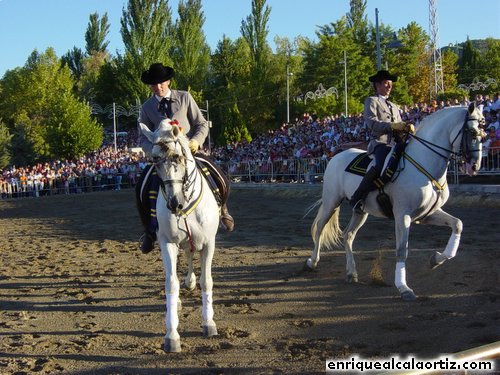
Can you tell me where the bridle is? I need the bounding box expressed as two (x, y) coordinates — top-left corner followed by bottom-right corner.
(406, 110), (485, 166)
(153, 139), (198, 207)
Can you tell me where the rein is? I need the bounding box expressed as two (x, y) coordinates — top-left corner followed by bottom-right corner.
(407, 112), (483, 166)
(155, 140), (204, 252)
(402, 111), (482, 191)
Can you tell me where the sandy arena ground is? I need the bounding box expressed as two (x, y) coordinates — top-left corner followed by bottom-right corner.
(0, 185), (499, 374)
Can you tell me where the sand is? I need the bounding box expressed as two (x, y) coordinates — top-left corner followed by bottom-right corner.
(0, 185), (498, 374)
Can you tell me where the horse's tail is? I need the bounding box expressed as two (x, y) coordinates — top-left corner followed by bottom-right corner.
(303, 198), (322, 218)
(311, 202), (343, 250)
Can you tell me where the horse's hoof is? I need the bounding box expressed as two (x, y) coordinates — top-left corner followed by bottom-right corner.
(430, 252), (446, 270)
(400, 290), (417, 301)
(303, 258), (315, 271)
(346, 274), (358, 283)
(163, 338), (182, 352)
(203, 324), (218, 337)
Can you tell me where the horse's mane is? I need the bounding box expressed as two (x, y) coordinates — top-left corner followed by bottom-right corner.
(415, 106), (465, 133)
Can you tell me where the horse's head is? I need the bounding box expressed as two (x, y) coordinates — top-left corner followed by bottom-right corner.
(461, 102), (486, 176)
(139, 119), (189, 214)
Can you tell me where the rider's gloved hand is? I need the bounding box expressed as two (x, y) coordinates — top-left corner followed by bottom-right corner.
(188, 139), (199, 154)
(391, 122), (415, 134)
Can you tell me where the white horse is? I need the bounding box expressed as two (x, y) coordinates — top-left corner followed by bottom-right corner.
(305, 103), (485, 301)
(139, 119), (219, 352)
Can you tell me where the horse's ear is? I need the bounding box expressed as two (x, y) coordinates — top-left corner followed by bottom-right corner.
(172, 124), (180, 138)
(468, 101), (476, 114)
(139, 122), (154, 142)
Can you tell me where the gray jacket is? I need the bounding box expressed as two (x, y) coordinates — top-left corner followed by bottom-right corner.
(138, 89), (209, 155)
(364, 95), (402, 154)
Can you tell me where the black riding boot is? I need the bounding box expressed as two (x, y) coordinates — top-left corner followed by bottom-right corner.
(135, 165), (157, 254)
(350, 167), (379, 214)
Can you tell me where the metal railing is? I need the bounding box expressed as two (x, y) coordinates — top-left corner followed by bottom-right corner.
(218, 147), (500, 184)
(1, 148), (498, 199)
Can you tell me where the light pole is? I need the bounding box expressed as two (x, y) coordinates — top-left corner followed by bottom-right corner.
(375, 8), (403, 70)
(376, 8), (381, 71)
(286, 65), (293, 123)
(343, 51), (348, 117)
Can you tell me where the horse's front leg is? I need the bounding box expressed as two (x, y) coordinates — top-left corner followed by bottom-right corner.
(199, 241), (217, 337)
(161, 242), (182, 352)
(394, 214), (417, 301)
(418, 208), (463, 269)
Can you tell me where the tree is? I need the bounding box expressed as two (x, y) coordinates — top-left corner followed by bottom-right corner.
(61, 47), (85, 80)
(118, 0), (175, 105)
(0, 48), (102, 166)
(441, 49), (459, 94)
(459, 37), (480, 85)
(240, 0), (276, 132)
(389, 22), (430, 105)
(219, 103), (251, 145)
(171, 0), (210, 92)
(85, 12), (110, 55)
(300, 17), (371, 116)
(347, 0), (369, 47)
(272, 36), (303, 122)
(476, 38), (500, 88)
(0, 119), (12, 168)
(207, 36), (251, 143)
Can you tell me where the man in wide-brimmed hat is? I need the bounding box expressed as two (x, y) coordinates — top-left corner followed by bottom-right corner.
(350, 70), (414, 214)
(136, 63), (234, 253)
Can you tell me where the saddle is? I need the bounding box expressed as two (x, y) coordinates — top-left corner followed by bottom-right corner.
(138, 156), (228, 210)
(345, 142), (407, 218)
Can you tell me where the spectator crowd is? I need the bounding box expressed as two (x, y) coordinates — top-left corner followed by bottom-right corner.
(2, 93), (500, 199)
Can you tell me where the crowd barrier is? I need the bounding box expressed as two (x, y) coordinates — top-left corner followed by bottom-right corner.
(1, 148), (499, 199)
(0, 173), (133, 199)
(221, 148), (500, 184)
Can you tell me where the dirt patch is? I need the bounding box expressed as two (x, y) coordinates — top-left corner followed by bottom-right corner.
(0, 185), (498, 374)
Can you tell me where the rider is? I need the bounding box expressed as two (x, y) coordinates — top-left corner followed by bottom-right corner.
(350, 69), (415, 214)
(136, 63), (234, 253)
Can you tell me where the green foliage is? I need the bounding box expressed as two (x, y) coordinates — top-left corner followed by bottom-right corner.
(118, 0), (175, 105)
(172, 0), (210, 91)
(0, 48), (103, 166)
(85, 12), (110, 55)
(0, 119), (12, 168)
(61, 47), (85, 80)
(2, 0), (500, 154)
(207, 36), (252, 141)
(218, 103), (252, 144)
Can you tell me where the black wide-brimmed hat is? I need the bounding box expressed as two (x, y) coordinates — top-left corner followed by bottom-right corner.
(141, 63), (175, 84)
(369, 70), (398, 83)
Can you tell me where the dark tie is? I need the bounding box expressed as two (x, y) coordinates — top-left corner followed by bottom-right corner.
(158, 97), (172, 118)
(386, 100), (394, 122)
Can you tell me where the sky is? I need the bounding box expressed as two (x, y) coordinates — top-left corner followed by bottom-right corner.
(0, 0), (498, 77)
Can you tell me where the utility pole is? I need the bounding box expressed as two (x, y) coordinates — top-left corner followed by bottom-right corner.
(286, 65), (293, 123)
(375, 8), (381, 71)
(343, 51), (348, 117)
